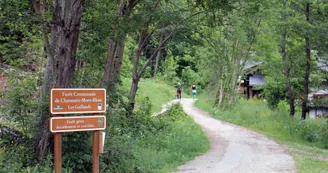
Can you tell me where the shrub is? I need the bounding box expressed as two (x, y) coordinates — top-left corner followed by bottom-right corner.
(1, 72), (38, 136)
(101, 101), (208, 172)
(320, 120), (328, 148)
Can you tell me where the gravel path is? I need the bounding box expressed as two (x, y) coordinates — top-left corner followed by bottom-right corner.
(174, 98), (296, 173)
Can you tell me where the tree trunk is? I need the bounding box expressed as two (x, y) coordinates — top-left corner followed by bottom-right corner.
(302, 2), (311, 120)
(127, 0), (164, 113)
(281, 0), (295, 116)
(101, 39), (116, 87)
(101, 0), (124, 88)
(228, 39), (240, 105)
(128, 28), (146, 113)
(102, 0), (137, 89)
(153, 23), (165, 78)
(128, 30), (171, 113)
(218, 79), (225, 108)
(36, 0), (84, 161)
(228, 64), (237, 105)
(111, 37), (126, 82)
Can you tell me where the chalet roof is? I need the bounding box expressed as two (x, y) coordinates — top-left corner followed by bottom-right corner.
(249, 74), (266, 86)
(243, 61), (263, 71)
(317, 61), (328, 71)
(308, 89), (328, 101)
(315, 55), (328, 71)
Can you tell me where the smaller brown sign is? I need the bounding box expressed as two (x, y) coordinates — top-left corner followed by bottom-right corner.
(50, 88), (106, 114)
(50, 116), (106, 133)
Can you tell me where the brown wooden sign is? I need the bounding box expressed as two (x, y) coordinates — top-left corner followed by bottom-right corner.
(50, 88), (106, 114)
(50, 115), (106, 133)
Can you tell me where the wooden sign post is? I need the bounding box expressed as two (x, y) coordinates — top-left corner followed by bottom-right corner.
(54, 129), (62, 173)
(50, 88), (106, 173)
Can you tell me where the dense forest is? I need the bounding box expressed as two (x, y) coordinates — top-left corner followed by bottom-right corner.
(0, 0), (328, 172)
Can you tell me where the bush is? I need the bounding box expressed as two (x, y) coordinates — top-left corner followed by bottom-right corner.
(101, 101), (208, 172)
(320, 120), (328, 148)
(1, 72), (38, 136)
(263, 76), (286, 109)
(62, 132), (93, 172)
(298, 122), (321, 143)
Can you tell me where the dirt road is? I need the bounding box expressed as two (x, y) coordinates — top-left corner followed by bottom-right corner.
(174, 98), (296, 173)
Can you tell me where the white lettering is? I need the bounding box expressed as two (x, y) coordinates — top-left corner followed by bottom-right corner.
(76, 120), (84, 124)
(93, 98), (102, 102)
(61, 98), (81, 103)
(75, 104), (91, 109)
(67, 120), (75, 124)
(82, 98), (102, 102)
(82, 98), (92, 102)
(74, 92), (96, 97)
(81, 124), (95, 128)
(62, 92), (73, 97)
(56, 125), (76, 129)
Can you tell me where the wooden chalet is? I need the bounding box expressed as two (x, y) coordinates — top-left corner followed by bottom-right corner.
(308, 57), (328, 119)
(308, 90), (328, 119)
(238, 62), (266, 99)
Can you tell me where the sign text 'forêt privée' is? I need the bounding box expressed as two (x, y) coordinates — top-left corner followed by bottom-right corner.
(50, 115), (106, 133)
(50, 88), (106, 114)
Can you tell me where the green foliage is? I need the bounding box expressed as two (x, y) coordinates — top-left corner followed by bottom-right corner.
(0, 153), (72, 173)
(263, 76), (286, 109)
(62, 132), (92, 173)
(0, 0), (43, 71)
(1, 71), (38, 136)
(312, 96), (328, 107)
(295, 156), (328, 173)
(0, 71), (43, 171)
(0, 144), (32, 172)
(134, 78), (176, 113)
(162, 55), (179, 83)
(181, 66), (198, 90)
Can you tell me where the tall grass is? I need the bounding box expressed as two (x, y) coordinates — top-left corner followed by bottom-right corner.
(137, 79), (176, 113)
(131, 108), (210, 172)
(195, 93), (328, 173)
(122, 78), (176, 113)
(105, 104), (209, 172)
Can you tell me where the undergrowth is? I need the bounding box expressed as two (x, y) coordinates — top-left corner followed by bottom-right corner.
(103, 102), (209, 172)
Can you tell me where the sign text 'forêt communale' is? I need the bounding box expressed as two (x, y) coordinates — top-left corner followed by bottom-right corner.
(50, 88), (106, 114)
(50, 115), (106, 133)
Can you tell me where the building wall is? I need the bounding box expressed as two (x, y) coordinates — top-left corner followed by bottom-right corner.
(239, 83), (245, 94)
(309, 107), (328, 119)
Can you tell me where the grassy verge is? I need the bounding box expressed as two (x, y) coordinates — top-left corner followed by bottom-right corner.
(137, 79), (176, 113)
(122, 78), (176, 113)
(106, 104), (210, 172)
(195, 93), (328, 173)
(131, 108), (209, 172)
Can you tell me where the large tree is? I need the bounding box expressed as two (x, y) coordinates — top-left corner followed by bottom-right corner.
(35, 0), (85, 161)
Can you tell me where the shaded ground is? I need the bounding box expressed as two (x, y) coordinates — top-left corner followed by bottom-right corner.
(174, 98), (296, 173)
